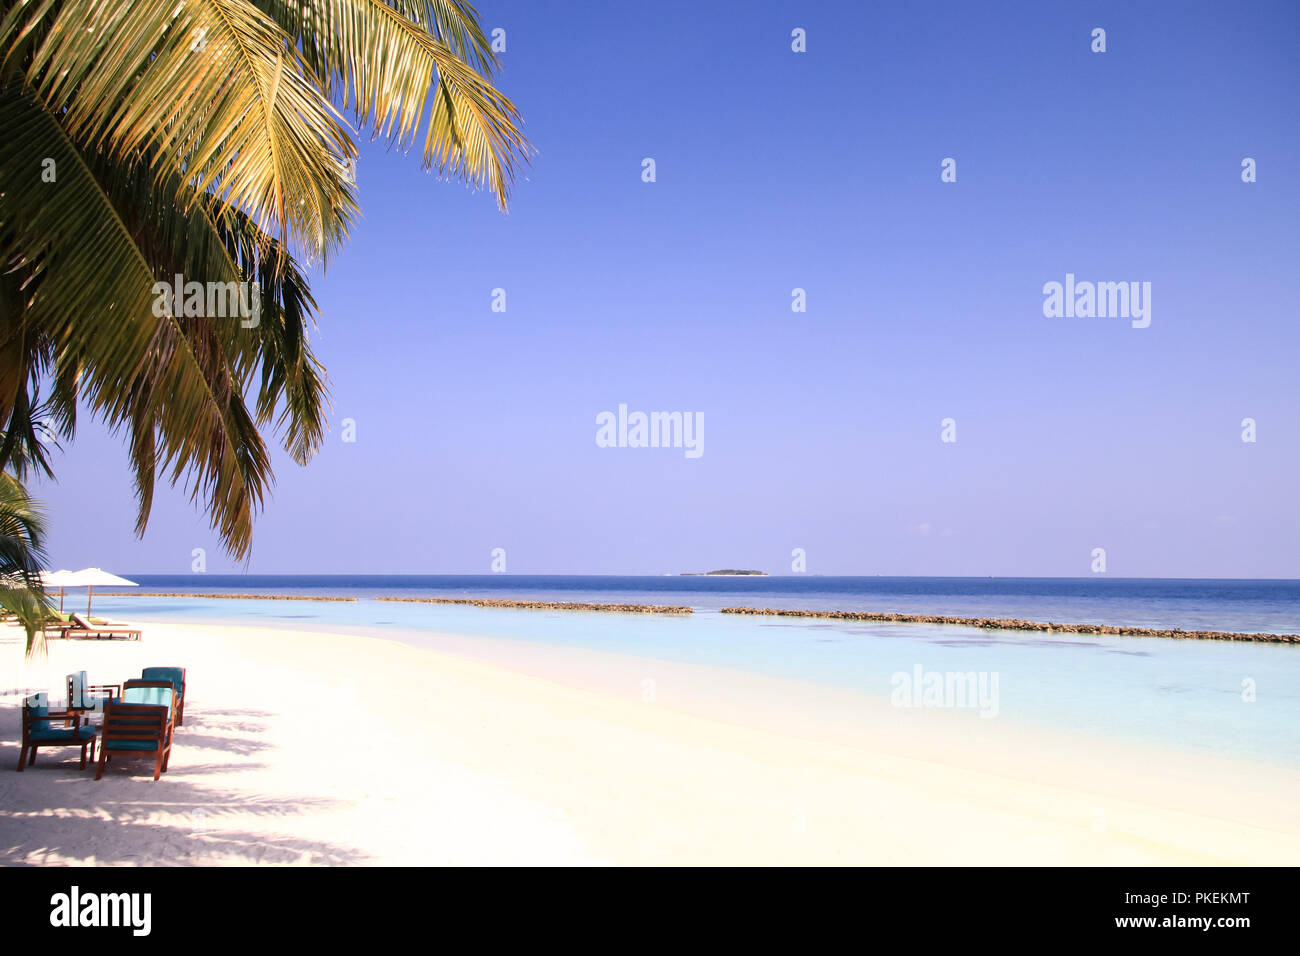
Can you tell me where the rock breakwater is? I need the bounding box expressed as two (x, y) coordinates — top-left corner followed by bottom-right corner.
(719, 607), (1298, 644)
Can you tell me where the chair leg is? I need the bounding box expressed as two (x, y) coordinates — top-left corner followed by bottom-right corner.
(95, 747), (108, 780)
(152, 750), (163, 781)
(16, 741), (26, 771)
(29, 747), (36, 765)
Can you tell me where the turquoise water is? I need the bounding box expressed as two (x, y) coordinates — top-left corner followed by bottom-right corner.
(84, 576), (1300, 768)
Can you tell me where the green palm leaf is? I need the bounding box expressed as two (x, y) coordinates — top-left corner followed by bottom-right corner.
(0, 0), (528, 560)
(4, 0), (359, 256)
(0, 79), (271, 556)
(263, 0), (530, 209)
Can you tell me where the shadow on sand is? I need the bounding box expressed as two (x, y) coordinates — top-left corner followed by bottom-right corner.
(0, 701), (366, 865)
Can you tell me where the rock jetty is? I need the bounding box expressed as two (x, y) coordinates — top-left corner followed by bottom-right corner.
(719, 607), (1298, 644)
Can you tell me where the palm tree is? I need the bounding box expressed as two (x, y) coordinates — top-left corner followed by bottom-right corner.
(0, 584), (54, 659)
(0, 472), (52, 657)
(0, 1), (529, 558)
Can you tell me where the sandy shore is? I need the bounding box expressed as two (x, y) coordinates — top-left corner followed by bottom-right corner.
(2, 619), (1299, 865)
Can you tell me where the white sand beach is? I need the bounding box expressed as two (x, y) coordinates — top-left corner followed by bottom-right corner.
(2, 619), (1299, 866)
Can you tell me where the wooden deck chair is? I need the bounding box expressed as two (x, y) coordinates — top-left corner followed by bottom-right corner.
(66, 671), (122, 720)
(121, 680), (177, 739)
(95, 683), (175, 781)
(140, 667), (186, 726)
(17, 693), (97, 771)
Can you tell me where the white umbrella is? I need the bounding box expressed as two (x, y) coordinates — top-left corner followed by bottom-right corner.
(48, 568), (138, 616)
(38, 569), (77, 612)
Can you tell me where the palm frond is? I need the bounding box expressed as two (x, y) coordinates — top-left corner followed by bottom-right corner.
(0, 0), (525, 562)
(0, 79), (272, 557)
(0, 471), (47, 584)
(3, 0), (360, 256)
(388, 1), (500, 74)
(263, 0), (530, 209)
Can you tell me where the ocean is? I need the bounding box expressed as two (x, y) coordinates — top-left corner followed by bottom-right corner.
(84, 575), (1300, 767)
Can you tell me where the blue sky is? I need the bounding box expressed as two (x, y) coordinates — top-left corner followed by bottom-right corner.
(32, 0), (1300, 577)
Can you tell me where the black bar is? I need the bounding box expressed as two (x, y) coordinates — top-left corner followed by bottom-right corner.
(0, 866), (1291, 943)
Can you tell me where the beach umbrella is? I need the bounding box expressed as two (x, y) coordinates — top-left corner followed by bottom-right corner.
(57, 568), (138, 616)
(39, 569), (77, 611)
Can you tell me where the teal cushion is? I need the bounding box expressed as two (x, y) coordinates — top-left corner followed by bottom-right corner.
(122, 686), (173, 717)
(102, 739), (159, 751)
(30, 726), (95, 743)
(25, 694), (50, 732)
(141, 668), (184, 695)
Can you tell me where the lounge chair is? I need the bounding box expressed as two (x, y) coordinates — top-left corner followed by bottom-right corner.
(141, 667), (186, 726)
(95, 682), (175, 781)
(17, 693), (97, 771)
(41, 612), (76, 639)
(66, 613), (141, 642)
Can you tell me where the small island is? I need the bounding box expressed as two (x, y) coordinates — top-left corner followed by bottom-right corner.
(680, 569), (769, 576)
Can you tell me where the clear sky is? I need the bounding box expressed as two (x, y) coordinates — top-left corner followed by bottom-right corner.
(32, 0), (1300, 577)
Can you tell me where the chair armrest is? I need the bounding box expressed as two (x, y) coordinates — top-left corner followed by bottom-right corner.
(88, 683), (122, 696)
(39, 710), (82, 728)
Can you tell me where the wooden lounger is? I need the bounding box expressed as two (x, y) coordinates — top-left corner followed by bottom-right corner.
(41, 616), (76, 639)
(65, 613), (141, 641)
